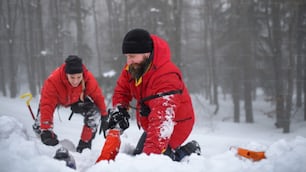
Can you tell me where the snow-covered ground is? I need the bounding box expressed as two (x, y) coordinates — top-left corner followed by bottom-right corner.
(0, 92), (306, 172)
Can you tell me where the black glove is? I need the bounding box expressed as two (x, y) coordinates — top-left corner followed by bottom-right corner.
(99, 115), (110, 138)
(71, 96), (95, 114)
(109, 106), (130, 131)
(41, 130), (59, 146)
(99, 106), (130, 138)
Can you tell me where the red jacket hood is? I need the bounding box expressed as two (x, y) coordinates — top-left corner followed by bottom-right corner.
(150, 34), (171, 69)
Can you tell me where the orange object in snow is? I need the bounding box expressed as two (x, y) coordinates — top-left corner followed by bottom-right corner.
(96, 129), (121, 163)
(237, 147), (266, 161)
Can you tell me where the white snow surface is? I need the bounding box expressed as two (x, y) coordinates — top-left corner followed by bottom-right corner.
(0, 93), (306, 172)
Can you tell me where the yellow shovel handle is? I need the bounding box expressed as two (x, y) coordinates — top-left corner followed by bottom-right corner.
(20, 93), (33, 106)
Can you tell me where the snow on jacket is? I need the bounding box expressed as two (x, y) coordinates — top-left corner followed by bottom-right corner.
(112, 34), (195, 154)
(40, 64), (107, 130)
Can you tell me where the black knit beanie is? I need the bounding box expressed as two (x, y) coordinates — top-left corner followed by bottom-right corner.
(65, 55), (83, 74)
(122, 28), (153, 54)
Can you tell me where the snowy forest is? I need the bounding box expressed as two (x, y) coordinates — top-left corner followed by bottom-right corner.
(1, 0), (306, 134)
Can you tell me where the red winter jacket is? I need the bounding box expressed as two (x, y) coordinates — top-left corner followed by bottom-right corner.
(40, 64), (107, 130)
(112, 35), (195, 154)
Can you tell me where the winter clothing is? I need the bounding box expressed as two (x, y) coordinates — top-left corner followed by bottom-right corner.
(100, 115), (109, 137)
(40, 64), (107, 129)
(41, 130), (59, 146)
(107, 106), (130, 131)
(113, 30), (195, 155)
(163, 140), (201, 161)
(96, 129), (121, 162)
(133, 132), (147, 155)
(122, 28), (153, 54)
(133, 132), (201, 161)
(65, 55), (83, 74)
(39, 56), (107, 147)
(76, 139), (92, 153)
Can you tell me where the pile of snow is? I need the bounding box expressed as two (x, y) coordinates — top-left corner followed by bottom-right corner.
(0, 95), (306, 172)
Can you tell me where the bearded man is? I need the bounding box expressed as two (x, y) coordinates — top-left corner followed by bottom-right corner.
(104, 28), (201, 161)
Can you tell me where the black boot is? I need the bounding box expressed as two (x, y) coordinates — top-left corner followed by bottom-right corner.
(40, 130), (59, 146)
(133, 132), (147, 155)
(163, 147), (178, 161)
(171, 140), (201, 161)
(76, 140), (91, 153)
(180, 140), (201, 156)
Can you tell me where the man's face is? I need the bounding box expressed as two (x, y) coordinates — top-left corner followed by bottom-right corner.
(125, 53), (150, 79)
(67, 73), (83, 87)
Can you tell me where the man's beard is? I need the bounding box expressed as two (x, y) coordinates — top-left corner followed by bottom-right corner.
(128, 56), (151, 80)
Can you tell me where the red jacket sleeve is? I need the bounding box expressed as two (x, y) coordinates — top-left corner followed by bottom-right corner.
(40, 76), (59, 130)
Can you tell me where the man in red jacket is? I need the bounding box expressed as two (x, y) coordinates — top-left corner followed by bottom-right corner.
(34, 55), (108, 153)
(105, 28), (201, 161)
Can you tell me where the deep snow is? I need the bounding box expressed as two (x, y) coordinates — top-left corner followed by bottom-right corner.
(0, 92), (306, 172)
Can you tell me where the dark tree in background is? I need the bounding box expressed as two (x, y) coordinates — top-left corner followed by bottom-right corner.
(0, 0), (7, 96)
(5, 0), (18, 98)
(36, 0), (47, 88)
(20, 0), (37, 97)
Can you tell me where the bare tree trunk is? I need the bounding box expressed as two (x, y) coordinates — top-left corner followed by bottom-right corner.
(0, 46), (6, 96)
(232, 76), (240, 123)
(105, 0), (113, 55)
(244, 75), (253, 123)
(105, 0), (125, 73)
(284, 44), (293, 133)
(211, 37), (219, 114)
(304, 58), (306, 121)
(28, 1), (39, 95)
(202, 0), (212, 101)
(207, 0), (219, 113)
(271, 1), (285, 130)
(298, 1), (306, 122)
(92, 0), (103, 76)
(283, 4), (298, 133)
(170, 0), (182, 66)
(37, 0), (47, 89)
(300, 3), (306, 121)
(75, 0), (84, 59)
(6, 0), (18, 97)
(232, 47), (241, 123)
(20, 0), (37, 96)
(295, 3), (305, 108)
(242, 1), (254, 123)
(49, 0), (64, 67)
(0, 0), (7, 96)
(8, 37), (17, 97)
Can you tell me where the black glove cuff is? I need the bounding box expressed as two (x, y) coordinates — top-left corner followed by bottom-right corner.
(100, 114), (110, 138)
(70, 96), (95, 114)
(107, 105), (130, 131)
